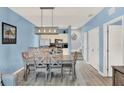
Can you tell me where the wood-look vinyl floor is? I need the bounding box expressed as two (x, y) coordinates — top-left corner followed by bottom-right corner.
(22, 60), (112, 86)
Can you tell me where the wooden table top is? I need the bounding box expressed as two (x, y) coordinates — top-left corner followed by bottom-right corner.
(52, 55), (74, 62)
(23, 47), (75, 64)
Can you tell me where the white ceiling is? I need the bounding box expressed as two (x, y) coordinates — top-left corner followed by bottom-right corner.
(9, 7), (103, 28)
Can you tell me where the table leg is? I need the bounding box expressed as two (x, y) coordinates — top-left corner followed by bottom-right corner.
(24, 65), (28, 81)
(112, 68), (115, 86)
(61, 66), (63, 81)
(72, 63), (75, 80)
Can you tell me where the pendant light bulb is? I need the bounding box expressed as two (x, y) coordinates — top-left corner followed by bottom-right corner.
(54, 29), (56, 33)
(49, 29), (51, 32)
(38, 29), (41, 32)
(44, 29), (46, 32)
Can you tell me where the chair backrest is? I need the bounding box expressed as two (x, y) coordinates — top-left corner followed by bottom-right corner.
(34, 58), (46, 69)
(28, 47), (45, 59)
(22, 52), (29, 60)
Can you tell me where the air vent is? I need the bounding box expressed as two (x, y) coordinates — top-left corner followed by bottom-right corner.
(88, 14), (93, 17)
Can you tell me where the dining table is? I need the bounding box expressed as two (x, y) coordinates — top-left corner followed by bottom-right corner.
(24, 52), (75, 80)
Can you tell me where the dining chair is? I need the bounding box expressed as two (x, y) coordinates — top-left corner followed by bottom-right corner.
(22, 51), (34, 80)
(34, 57), (48, 81)
(62, 51), (78, 80)
(48, 51), (63, 81)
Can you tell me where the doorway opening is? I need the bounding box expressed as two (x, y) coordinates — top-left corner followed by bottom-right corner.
(103, 16), (124, 77)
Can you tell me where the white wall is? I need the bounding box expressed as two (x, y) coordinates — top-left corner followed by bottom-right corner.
(71, 29), (81, 52)
(88, 27), (99, 71)
(82, 32), (88, 62)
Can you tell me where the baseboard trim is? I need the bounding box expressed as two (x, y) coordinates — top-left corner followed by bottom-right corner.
(98, 70), (107, 77)
(13, 67), (24, 75)
(85, 61), (90, 64)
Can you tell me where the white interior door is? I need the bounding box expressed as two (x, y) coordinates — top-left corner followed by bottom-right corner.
(108, 25), (123, 76)
(88, 27), (99, 71)
(83, 32), (88, 62)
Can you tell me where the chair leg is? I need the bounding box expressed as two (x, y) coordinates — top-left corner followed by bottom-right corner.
(72, 66), (75, 81)
(24, 69), (27, 81)
(27, 65), (29, 75)
(49, 71), (53, 81)
(45, 71), (48, 81)
(46, 67), (50, 81)
(35, 72), (38, 81)
(72, 66), (77, 80)
(74, 69), (77, 79)
(24, 65), (29, 81)
(28, 69), (30, 75)
(69, 67), (72, 75)
(61, 67), (63, 81)
(47, 67), (50, 81)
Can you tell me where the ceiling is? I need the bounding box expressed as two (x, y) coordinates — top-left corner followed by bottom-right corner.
(9, 7), (103, 28)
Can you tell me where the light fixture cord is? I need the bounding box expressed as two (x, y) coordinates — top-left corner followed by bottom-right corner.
(41, 8), (43, 26)
(52, 8), (53, 27)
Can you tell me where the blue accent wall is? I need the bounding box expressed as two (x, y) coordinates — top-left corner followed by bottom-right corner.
(81, 7), (124, 72)
(0, 7), (35, 73)
(68, 26), (71, 54)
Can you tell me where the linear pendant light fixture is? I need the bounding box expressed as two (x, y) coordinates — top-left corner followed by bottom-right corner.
(35, 7), (58, 35)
